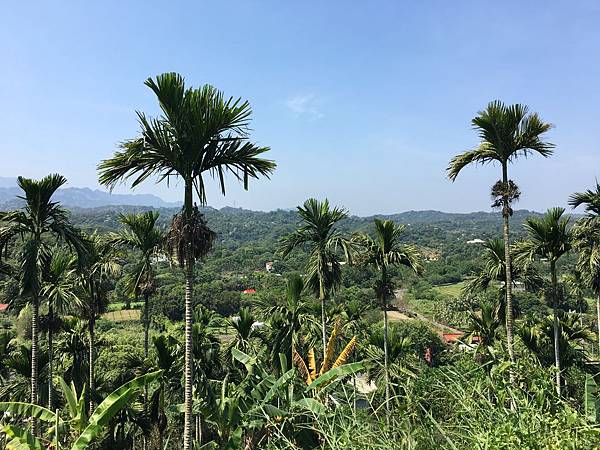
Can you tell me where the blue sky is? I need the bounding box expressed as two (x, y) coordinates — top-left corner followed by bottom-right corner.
(1, 1), (599, 215)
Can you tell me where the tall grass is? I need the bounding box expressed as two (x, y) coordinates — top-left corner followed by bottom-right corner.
(265, 355), (600, 449)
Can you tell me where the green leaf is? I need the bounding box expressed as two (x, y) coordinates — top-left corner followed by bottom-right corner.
(224, 427), (243, 450)
(71, 370), (161, 450)
(262, 369), (295, 404)
(306, 362), (364, 391)
(0, 402), (58, 423)
(167, 403), (185, 415)
(60, 377), (78, 418)
(231, 347), (256, 373)
(2, 424), (43, 450)
(278, 353), (288, 373)
(293, 397), (326, 416)
(248, 403), (288, 420)
(584, 374), (599, 422)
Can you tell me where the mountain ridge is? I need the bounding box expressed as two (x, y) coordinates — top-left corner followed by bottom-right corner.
(0, 177), (180, 209)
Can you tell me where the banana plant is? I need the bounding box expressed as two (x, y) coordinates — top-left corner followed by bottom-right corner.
(181, 348), (363, 449)
(293, 318), (359, 392)
(0, 370), (161, 450)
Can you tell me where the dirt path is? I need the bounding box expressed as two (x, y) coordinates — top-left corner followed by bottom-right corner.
(390, 289), (463, 333)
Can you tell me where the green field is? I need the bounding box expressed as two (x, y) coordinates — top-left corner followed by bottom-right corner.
(107, 301), (144, 312)
(102, 309), (141, 322)
(433, 281), (467, 297)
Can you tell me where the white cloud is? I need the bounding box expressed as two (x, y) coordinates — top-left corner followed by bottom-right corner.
(285, 94), (324, 120)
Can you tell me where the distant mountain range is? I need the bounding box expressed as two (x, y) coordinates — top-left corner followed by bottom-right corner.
(0, 177), (180, 210)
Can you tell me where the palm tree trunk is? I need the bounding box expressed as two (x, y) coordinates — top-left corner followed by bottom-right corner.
(551, 260), (561, 396)
(183, 181), (195, 450)
(195, 415), (202, 445)
(596, 292), (600, 354)
(144, 293), (150, 359)
(383, 304), (390, 426)
(143, 292), (149, 450)
(501, 164), (516, 380)
(382, 268), (390, 426)
(88, 316), (95, 413)
(319, 276), (327, 358)
(353, 354), (357, 414)
(48, 303), (54, 411)
(31, 294), (39, 435)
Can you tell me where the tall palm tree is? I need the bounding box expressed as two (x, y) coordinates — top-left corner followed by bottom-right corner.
(464, 238), (544, 322)
(354, 219), (422, 423)
(40, 249), (79, 410)
(77, 233), (121, 413)
(447, 101), (554, 366)
(280, 198), (351, 357)
(514, 207), (572, 395)
(0, 174), (87, 431)
(109, 211), (165, 361)
(97, 72), (275, 449)
(570, 182), (600, 350)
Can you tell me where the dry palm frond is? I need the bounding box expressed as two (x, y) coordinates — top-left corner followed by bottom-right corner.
(320, 319), (340, 375)
(293, 350), (312, 385)
(332, 335), (357, 370)
(164, 205), (215, 268)
(308, 348), (317, 381)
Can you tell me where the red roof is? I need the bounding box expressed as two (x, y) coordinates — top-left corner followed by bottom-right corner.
(0, 304), (9, 312)
(242, 289), (257, 294)
(442, 332), (464, 343)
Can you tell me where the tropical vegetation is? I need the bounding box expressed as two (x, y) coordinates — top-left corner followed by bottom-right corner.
(0, 80), (599, 449)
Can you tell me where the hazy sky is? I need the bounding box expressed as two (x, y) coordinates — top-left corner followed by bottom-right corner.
(1, 1), (599, 215)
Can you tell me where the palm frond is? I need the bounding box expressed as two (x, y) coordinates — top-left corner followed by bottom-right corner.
(98, 72), (276, 204)
(447, 101), (553, 180)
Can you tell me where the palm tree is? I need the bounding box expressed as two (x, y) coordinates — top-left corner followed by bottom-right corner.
(40, 249), (79, 410)
(55, 317), (89, 393)
(108, 211), (164, 450)
(109, 211), (165, 362)
(0, 174), (87, 431)
(259, 273), (309, 370)
(280, 198), (351, 357)
(464, 238), (544, 322)
(447, 101), (554, 366)
(518, 311), (593, 374)
(514, 207), (572, 395)
(98, 73), (275, 449)
(364, 324), (418, 404)
(228, 308), (262, 354)
(464, 301), (502, 367)
(354, 219), (422, 423)
(570, 182), (600, 350)
(77, 233), (121, 413)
